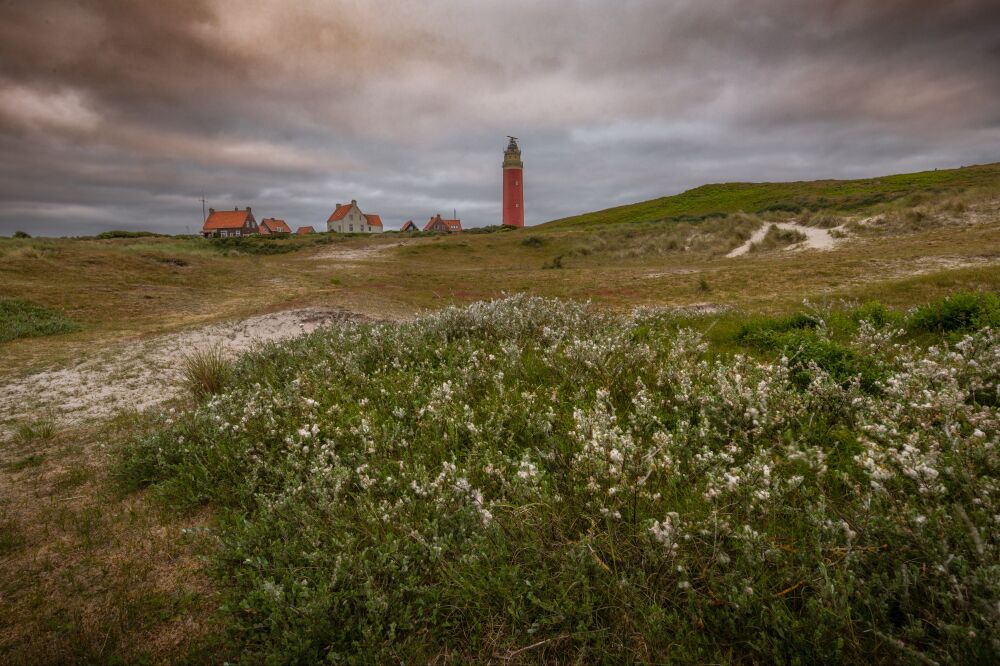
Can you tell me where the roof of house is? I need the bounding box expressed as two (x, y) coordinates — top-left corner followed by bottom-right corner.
(400, 220), (417, 231)
(203, 207), (253, 231)
(363, 214), (383, 227)
(296, 226), (315, 235)
(423, 214), (462, 232)
(327, 199), (359, 223)
(260, 218), (292, 233)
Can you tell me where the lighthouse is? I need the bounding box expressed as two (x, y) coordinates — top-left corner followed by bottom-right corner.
(502, 136), (524, 227)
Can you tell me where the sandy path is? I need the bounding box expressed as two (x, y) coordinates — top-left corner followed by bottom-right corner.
(312, 241), (404, 262)
(0, 308), (357, 437)
(727, 222), (840, 258)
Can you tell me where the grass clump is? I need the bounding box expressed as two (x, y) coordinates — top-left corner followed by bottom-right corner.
(15, 420), (56, 443)
(116, 294), (1000, 663)
(542, 254), (564, 269)
(0, 298), (80, 344)
(181, 346), (232, 400)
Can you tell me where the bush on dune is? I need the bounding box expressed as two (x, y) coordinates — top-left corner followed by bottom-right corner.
(117, 294), (1000, 663)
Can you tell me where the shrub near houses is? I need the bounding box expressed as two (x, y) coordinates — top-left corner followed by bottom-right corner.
(116, 294), (1000, 663)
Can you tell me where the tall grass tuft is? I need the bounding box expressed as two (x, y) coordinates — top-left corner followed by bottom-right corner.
(181, 346), (232, 400)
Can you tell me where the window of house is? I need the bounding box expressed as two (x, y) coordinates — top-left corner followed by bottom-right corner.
(349, 224), (353, 232)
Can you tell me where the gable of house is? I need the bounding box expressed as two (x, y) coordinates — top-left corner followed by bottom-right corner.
(296, 226), (315, 235)
(261, 218), (291, 234)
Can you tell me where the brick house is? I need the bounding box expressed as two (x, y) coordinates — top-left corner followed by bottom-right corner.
(296, 226), (315, 235)
(202, 207), (258, 238)
(423, 214), (462, 233)
(326, 200), (384, 234)
(399, 220), (418, 232)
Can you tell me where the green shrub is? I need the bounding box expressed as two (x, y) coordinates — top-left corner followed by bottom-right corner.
(13, 230), (31, 238)
(0, 298), (80, 343)
(850, 302), (903, 328)
(779, 329), (884, 392)
(907, 291), (1000, 334)
(737, 311), (818, 345)
(95, 230), (167, 239)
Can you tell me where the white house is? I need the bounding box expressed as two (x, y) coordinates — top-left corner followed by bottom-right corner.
(326, 200), (384, 234)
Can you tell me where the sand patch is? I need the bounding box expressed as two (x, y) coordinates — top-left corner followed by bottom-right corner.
(312, 241), (404, 262)
(727, 222), (841, 258)
(0, 308), (358, 437)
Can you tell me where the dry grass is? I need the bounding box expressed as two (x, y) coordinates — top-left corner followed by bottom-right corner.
(0, 415), (222, 664)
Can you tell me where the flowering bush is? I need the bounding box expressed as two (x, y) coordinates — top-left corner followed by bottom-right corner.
(117, 293), (1000, 663)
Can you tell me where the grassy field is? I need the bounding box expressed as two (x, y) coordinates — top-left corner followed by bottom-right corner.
(1, 163), (1000, 663)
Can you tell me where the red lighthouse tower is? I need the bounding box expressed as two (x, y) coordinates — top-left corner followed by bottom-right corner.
(502, 136), (524, 227)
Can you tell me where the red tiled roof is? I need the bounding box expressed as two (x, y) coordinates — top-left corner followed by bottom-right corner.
(327, 203), (353, 223)
(400, 220), (417, 231)
(296, 226), (315, 235)
(260, 218), (291, 234)
(203, 208), (253, 231)
(441, 219), (462, 232)
(363, 214), (383, 227)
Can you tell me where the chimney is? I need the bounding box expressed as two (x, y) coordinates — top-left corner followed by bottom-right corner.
(351, 199), (357, 205)
(234, 206), (238, 211)
(208, 207), (215, 214)
(246, 206), (251, 211)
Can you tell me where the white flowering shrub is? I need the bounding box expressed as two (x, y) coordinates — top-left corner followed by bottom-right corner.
(116, 293), (1000, 663)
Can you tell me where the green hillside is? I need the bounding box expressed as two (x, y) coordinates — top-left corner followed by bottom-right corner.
(543, 162), (1000, 229)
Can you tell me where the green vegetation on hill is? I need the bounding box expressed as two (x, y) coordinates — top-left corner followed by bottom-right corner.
(0, 298), (80, 344)
(116, 293), (1000, 663)
(545, 162), (1000, 228)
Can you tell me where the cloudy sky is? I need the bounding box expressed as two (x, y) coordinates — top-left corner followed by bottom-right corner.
(1, 0), (998, 235)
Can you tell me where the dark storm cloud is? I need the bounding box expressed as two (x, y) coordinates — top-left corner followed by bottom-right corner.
(0, 0), (998, 236)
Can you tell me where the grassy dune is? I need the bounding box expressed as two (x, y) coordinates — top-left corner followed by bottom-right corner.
(544, 162), (1000, 229)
